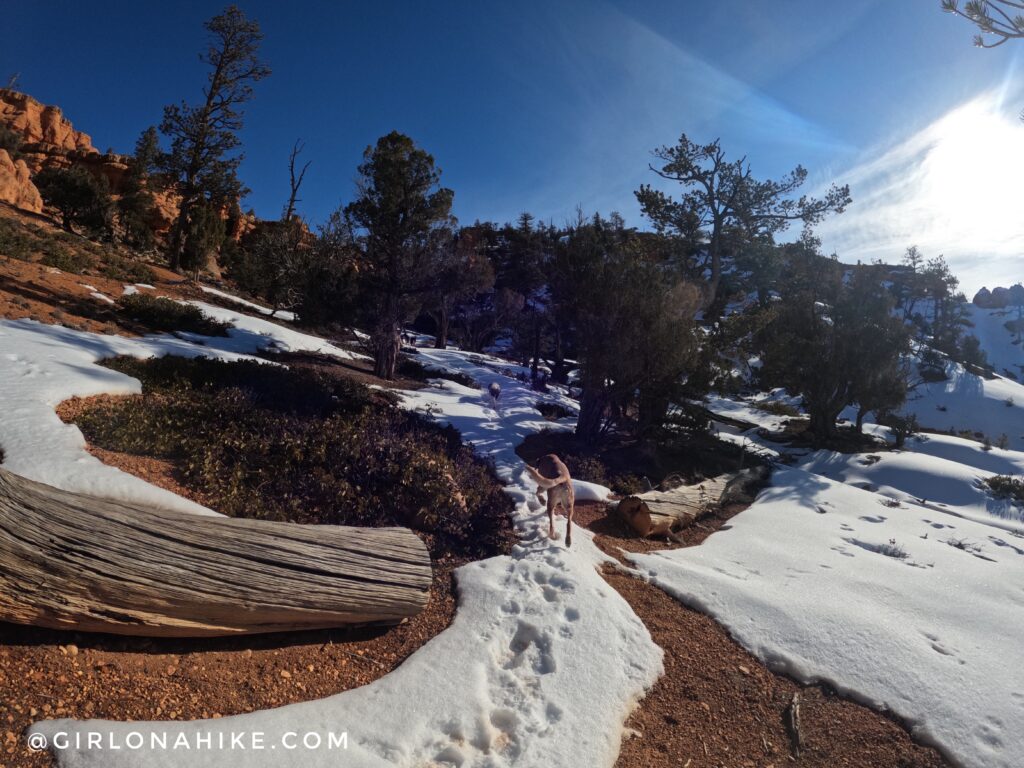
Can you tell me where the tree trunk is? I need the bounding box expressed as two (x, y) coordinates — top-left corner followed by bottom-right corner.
(374, 324), (401, 380)
(551, 327), (568, 384)
(855, 406), (867, 434)
(617, 475), (731, 538)
(434, 304), (449, 349)
(530, 318), (541, 380)
(575, 385), (606, 442)
(808, 409), (836, 443)
(637, 388), (670, 436)
(167, 202), (190, 273)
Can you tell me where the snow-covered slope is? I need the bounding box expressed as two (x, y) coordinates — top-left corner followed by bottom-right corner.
(0, 304), (365, 513)
(902, 357), (1024, 451)
(0, 319), (253, 515)
(630, 467), (1024, 768)
(964, 302), (1023, 380)
(798, 446), (1024, 531)
(199, 285), (297, 322)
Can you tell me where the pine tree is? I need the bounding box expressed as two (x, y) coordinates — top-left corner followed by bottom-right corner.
(425, 228), (495, 349)
(160, 5), (270, 271)
(343, 131), (455, 379)
(943, 1), (1024, 47)
(636, 134), (850, 310)
(117, 126), (161, 248)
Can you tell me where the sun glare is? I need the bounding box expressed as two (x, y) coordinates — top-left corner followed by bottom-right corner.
(921, 100), (1024, 247)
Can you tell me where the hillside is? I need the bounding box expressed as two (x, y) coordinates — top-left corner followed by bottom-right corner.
(1, 32), (1023, 767)
(965, 301), (1024, 380)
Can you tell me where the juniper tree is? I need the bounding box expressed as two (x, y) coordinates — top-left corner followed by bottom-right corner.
(342, 131), (455, 379)
(160, 5), (270, 271)
(759, 254), (910, 442)
(34, 166), (113, 236)
(179, 200), (226, 280)
(553, 214), (700, 442)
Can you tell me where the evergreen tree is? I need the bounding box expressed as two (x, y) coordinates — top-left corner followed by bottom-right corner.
(943, 1), (1024, 47)
(160, 5), (270, 271)
(635, 134), (850, 310)
(117, 126), (161, 248)
(232, 219), (310, 314)
(342, 131), (455, 379)
(34, 166), (113, 236)
(759, 255), (910, 442)
(180, 200), (226, 280)
(553, 214), (700, 442)
(425, 227), (495, 349)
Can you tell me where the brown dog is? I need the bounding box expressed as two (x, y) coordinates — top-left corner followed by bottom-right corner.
(525, 454), (575, 547)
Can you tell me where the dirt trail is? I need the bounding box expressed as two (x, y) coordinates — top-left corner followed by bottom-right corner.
(573, 500), (950, 768)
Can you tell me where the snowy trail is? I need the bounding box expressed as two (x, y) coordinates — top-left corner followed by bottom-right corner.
(20, 331), (662, 767)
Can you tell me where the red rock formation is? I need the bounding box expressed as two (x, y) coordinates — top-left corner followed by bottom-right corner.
(0, 89), (94, 153)
(0, 149), (43, 213)
(0, 89), (262, 256)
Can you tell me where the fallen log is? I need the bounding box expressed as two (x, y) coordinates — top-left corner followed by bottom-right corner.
(616, 475), (731, 539)
(0, 467), (432, 637)
(615, 467), (770, 539)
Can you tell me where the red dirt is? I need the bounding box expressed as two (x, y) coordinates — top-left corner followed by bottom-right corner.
(0, 397), (463, 768)
(574, 500), (950, 768)
(0, 558), (462, 768)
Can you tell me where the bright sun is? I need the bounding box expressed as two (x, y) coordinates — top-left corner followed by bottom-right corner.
(921, 100), (1024, 248)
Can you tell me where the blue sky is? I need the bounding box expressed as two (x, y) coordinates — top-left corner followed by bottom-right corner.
(5, 1), (1022, 292)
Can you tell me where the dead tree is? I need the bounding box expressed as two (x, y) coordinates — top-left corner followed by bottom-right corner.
(283, 139), (311, 221)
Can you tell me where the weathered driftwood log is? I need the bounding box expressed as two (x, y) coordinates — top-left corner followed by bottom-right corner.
(0, 468), (432, 637)
(616, 475), (731, 539)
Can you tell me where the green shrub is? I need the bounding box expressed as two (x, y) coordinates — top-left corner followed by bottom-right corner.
(537, 401), (574, 421)
(118, 293), (229, 336)
(753, 399), (801, 417)
(984, 475), (1024, 505)
(100, 253), (156, 284)
(39, 244), (93, 274)
(0, 218), (32, 260)
(75, 357), (515, 559)
(34, 166), (114, 236)
(102, 356), (382, 418)
(398, 356), (478, 388)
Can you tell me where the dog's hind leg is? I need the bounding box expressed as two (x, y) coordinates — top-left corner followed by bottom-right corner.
(547, 495), (559, 541)
(565, 497), (574, 548)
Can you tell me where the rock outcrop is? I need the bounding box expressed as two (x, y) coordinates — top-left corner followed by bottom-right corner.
(0, 149), (43, 213)
(0, 89), (94, 153)
(0, 89), (130, 195)
(0, 88), (260, 258)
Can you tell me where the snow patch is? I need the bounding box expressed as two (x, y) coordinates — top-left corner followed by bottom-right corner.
(630, 467), (1024, 768)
